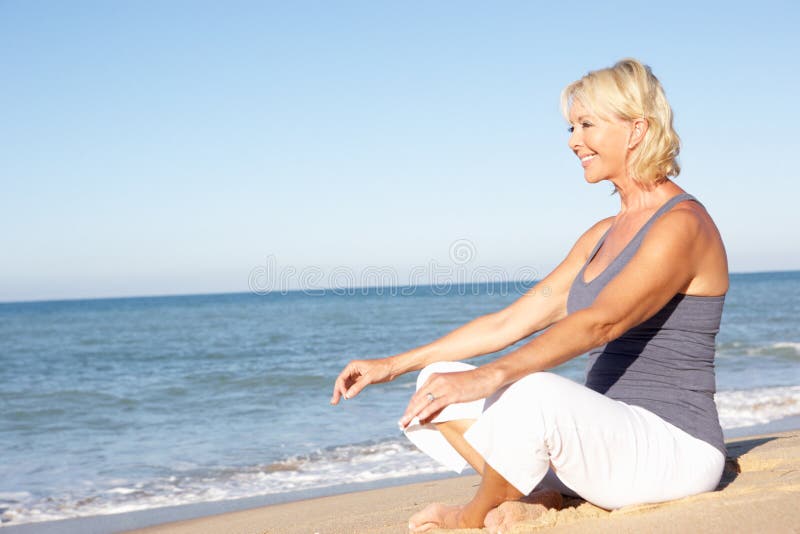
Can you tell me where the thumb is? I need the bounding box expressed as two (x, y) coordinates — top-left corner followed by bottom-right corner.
(344, 374), (371, 400)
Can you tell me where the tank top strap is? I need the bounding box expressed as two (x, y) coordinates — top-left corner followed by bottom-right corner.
(637, 193), (697, 235)
(617, 192), (698, 263)
(580, 193), (700, 285)
(586, 227), (611, 262)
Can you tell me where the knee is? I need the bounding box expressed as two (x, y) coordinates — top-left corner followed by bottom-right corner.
(416, 361), (476, 390)
(519, 371), (570, 391)
(502, 372), (570, 405)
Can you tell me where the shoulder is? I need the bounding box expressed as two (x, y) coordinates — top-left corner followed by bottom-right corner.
(589, 215), (616, 234)
(638, 199), (724, 277)
(574, 216), (615, 256)
(553, 216), (615, 281)
(647, 200), (716, 249)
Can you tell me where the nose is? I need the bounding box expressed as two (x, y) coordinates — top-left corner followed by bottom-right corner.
(568, 126), (581, 153)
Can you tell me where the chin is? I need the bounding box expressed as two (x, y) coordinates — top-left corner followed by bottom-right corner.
(583, 174), (606, 184)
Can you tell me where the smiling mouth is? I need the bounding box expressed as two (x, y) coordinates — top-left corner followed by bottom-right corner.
(580, 154), (597, 163)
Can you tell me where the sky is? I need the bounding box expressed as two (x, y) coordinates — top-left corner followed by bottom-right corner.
(1, 1), (799, 302)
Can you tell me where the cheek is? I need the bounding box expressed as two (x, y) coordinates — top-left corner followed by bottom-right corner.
(582, 130), (603, 154)
(615, 133), (632, 161)
(594, 131), (627, 161)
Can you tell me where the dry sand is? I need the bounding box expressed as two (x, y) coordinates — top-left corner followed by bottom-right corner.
(127, 429), (800, 534)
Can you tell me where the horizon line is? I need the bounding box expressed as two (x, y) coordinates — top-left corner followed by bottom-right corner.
(1, 268), (798, 306)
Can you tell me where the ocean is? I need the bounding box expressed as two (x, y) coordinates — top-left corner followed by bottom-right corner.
(1, 272), (799, 529)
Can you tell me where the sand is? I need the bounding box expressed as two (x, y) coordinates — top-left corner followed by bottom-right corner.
(126, 430), (800, 534)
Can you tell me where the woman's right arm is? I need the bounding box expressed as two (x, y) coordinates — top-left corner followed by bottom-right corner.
(330, 218), (612, 404)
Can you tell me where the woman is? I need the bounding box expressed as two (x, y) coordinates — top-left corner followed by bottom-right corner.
(331, 58), (728, 532)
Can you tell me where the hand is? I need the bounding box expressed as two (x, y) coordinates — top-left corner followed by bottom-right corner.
(398, 366), (501, 429)
(330, 358), (395, 405)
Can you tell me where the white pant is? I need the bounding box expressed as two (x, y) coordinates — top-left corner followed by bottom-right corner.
(404, 362), (725, 510)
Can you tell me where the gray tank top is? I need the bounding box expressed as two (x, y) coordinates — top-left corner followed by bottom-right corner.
(566, 193), (726, 454)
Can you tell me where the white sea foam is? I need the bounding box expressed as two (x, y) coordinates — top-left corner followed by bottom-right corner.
(717, 340), (800, 358)
(753, 341), (800, 359)
(716, 385), (800, 429)
(0, 439), (449, 527)
(771, 342), (800, 354)
(4, 386), (800, 527)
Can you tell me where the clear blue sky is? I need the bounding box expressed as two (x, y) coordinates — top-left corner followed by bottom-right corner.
(2, 1), (798, 302)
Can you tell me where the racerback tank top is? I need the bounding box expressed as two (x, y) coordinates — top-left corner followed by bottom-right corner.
(566, 193), (726, 454)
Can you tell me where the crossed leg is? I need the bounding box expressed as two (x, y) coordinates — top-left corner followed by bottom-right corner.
(408, 419), (562, 532)
(404, 363), (725, 532)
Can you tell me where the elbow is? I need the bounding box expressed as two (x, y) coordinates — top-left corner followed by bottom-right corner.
(581, 308), (623, 346)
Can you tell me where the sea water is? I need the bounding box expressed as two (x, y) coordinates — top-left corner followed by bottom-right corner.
(1, 272), (799, 527)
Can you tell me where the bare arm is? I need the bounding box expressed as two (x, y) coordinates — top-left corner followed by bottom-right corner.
(331, 219), (613, 404)
(402, 208), (724, 425)
(487, 210), (706, 383)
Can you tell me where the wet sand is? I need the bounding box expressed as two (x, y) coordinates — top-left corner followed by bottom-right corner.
(125, 429), (800, 534)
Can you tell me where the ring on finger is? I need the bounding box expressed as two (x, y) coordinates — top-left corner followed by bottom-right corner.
(425, 392), (436, 403)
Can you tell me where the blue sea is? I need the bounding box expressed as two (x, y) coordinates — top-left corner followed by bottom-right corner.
(1, 272), (799, 528)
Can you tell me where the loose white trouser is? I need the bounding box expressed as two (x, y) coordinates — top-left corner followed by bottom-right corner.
(404, 362), (725, 510)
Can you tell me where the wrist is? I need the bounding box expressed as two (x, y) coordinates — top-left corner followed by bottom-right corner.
(385, 355), (401, 380)
(388, 346), (431, 378)
(481, 361), (509, 391)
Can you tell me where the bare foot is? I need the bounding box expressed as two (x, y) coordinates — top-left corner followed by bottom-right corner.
(408, 502), (462, 532)
(484, 489), (563, 534)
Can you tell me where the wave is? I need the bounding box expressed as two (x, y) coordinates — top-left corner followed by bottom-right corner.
(0, 439), (448, 527)
(716, 341), (800, 360)
(772, 341), (800, 353)
(4, 385), (800, 527)
(716, 385), (800, 429)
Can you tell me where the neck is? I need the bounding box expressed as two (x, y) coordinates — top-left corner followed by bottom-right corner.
(611, 177), (683, 213)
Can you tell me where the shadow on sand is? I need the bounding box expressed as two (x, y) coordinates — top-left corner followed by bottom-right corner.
(717, 435), (778, 490)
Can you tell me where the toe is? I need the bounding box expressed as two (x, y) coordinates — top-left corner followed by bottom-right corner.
(484, 506), (503, 534)
(408, 521), (438, 533)
(408, 503), (445, 532)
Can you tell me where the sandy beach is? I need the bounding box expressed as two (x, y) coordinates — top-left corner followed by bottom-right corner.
(124, 429), (800, 534)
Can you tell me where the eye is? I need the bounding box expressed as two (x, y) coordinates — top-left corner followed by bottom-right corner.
(582, 121), (593, 128)
(567, 126), (575, 133)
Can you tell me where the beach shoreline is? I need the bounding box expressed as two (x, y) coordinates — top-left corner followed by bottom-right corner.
(4, 275), (798, 532)
(5, 418), (799, 534)
(121, 427), (800, 534)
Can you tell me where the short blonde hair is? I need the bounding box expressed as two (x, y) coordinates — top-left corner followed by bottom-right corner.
(561, 58), (681, 187)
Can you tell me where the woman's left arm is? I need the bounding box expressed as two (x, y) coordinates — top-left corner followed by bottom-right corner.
(400, 209), (712, 427)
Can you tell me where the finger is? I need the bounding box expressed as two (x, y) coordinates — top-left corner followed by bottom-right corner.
(398, 382), (432, 428)
(409, 522), (437, 533)
(331, 380), (343, 405)
(399, 377), (446, 428)
(330, 364), (355, 405)
(331, 383), (347, 405)
(344, 374), (371, 400)
(418, 403), (445, 425)
(331, 372), (346, 404)
(417, 396), (449, 424)
(405, 380), (442, 425)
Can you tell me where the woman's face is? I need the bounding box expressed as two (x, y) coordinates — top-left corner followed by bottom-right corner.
(567, 100), (634, 184)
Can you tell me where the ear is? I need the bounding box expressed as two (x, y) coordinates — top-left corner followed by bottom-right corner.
(628, 118), (648, 149)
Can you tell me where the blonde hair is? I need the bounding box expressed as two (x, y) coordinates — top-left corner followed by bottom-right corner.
(561, 58), (681, 187)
